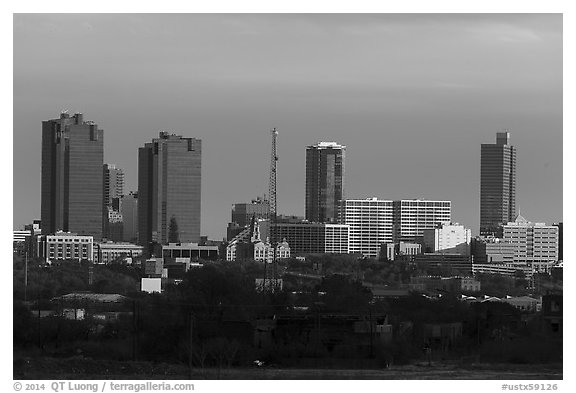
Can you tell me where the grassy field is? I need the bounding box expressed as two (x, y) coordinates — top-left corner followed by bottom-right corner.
(14, 357), (562, 380)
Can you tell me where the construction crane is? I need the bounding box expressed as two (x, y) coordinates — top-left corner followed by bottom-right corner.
(269, 128), (278, 283)
(263, 128), (278, 294)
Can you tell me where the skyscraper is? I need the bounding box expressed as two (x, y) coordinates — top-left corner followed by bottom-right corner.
(305, 141), (345, 223)
(138, 132), (202, 247)
(121, 191), (138, 243)
(480, 132), (516, 236)
(41, 112), (104, 239)
(103, 164), (124, 209)
(103, 164), (124, 241)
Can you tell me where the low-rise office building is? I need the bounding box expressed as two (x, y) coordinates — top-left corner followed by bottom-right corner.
(38, 231), (94, 263)
(472, 237), (516, 264)
(94, 241), (144, 264)
(380, 241), (422, 261)
(413, 253), (472, 276)
(162, 242), (219, 261)
(423, 223), (471, 256)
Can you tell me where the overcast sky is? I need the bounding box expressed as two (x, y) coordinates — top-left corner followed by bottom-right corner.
(13, 13), (562, 239)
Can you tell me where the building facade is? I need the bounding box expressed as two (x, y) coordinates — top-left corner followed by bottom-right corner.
(38, 231), (94, 263)
(253, 239), (291, 262)
(480, 132), (516, 236)
(393, 199), (451, 243)
(231, 197), (270, 227)
(503, 214), (559, 265)
(104, 206), (123, 242)
(94, 241), (144, 264)
(305, 141), (345, 223)
(554, 222), (563, 261)
(423, 223), (471, 256)
(340, 198), (393, 258)
(472, 237), (515, 264)
(380, 242), (422, 261)
(413, 253), (473, 276)
(103, 164), (124, 208)
(138, 132), (202, 247)
(41, 112), (104, 239)
(226, 219), (291, 261)
(272, 222), (350, 255)
(162, 242), (220, 261)
(121, 191), (138, 243)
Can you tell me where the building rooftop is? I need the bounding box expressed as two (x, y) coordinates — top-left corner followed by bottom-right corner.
(49, 231), (93, 238)
(308, 141), (346, 149)
(54, 293), (129, 304)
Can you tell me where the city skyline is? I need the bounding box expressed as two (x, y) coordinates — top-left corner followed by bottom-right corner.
(14, 14), (562, 239)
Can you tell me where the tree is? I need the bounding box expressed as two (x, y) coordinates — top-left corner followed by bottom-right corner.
(318, 274), (372, 313)
(168, 216), (180, 243)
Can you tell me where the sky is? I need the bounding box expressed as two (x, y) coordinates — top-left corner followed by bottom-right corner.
(13, 13), (563, 240)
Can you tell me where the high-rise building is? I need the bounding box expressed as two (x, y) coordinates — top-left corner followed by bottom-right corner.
(103, 164), (124, 241)
(340, 198), (394, 258)
(41, 112), (104, 239)
(553, 222), (563, 261)
(393, 199), (451, 242)
(305, 141), (345, 223)
(103, 164), (124, 208)
(480, 132), (516, 236)
(121, 191), (138, 243)
(272, 222), (349, 255)
(340, 198), (451, 258)
(138, 132), (201, 247)
(231, 197), (270, 227)
(503, 214), (558, 265)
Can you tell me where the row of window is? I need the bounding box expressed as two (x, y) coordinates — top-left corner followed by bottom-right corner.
(47, 238), (91, 243)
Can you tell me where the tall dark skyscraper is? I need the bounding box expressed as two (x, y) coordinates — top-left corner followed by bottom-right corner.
(41, 112), (104, 239)
(121, 191), (138, 243)
(480, 132), (516, 236)
(305, 142), (346, 223)
(138, 132), (202, 247)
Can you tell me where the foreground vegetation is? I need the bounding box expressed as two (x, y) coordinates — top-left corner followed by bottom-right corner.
(13, 255), (562, 378)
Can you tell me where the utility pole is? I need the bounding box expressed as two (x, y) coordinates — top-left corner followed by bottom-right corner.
(88, 261), (94, 287)
(369, 306), (374, 358)
(24, 252), (28, 302)
(189, 311), (194, 379)
(132, 300), (138, 361)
